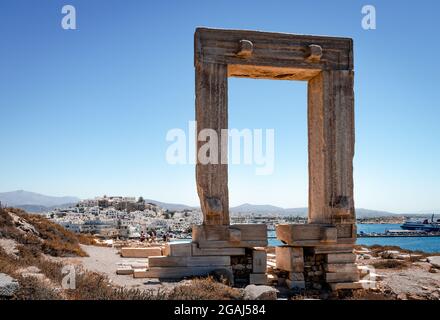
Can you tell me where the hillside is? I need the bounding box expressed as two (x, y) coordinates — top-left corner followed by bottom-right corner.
(0, 207), (160, 300)
(0, 190), (79, 208)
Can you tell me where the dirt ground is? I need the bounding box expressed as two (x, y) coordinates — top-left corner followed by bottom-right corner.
(58, 245), (178, 292)
(370, 261), (440, 299)
(56, 245), (440, 300)
(356, 254), (440, 300)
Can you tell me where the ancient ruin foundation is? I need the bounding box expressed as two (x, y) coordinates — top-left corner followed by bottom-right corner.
(132, 28), (359, 290)
(193, 27), (358, 290)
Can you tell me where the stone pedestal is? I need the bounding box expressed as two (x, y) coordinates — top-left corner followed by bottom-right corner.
(275, 223), (360, 291)
(132, 224), (268, 285)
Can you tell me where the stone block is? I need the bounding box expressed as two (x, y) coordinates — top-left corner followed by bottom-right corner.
(249, 273), (267, 285)
(120, 247), (162, 258)
(192, 224), (267, 242)
(325, 272), (359, 283)
(276, 224), (337, 246)
(275, 246), (304, 272)
(288, 272), (305, 281)
(116, 267), (133, 275)
(324, 263), (358, 273)
(322, 227), (338, 242)
(312, 245), (354, 254)
(191, 243), (245, 256)
(229, 228), (241, 242)
(163, 243), (192, 257)
(148, 256), (230, 267)
(252, 248), (267, 273)
(326, 253), (356, 264)
(336, 223), (356, 239)
(285, 279), (306, 290)
(197, 240), (267, 249)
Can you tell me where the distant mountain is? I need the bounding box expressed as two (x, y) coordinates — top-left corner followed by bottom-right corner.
(0, 190), (79, 208)
(231, 203), (285, 214)
(0, 190), (416, 218)
(13, 203), (78, 213)
(143, 199), (197, 212)
(230, 203), (397, 218)
(355, 208), (397, 218)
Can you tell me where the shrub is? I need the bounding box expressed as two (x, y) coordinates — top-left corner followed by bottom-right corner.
(0, 208), (87, 257)
(372, 259), (408, 269)
(167, 277), (244, 300)
(12, 276), (64, 300)
(67, 269), (166, 300)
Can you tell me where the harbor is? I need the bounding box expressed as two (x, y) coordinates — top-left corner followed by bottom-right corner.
(358, 230), (440, 238)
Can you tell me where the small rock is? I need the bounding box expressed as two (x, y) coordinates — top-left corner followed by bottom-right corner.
(0, 273), (20, 297)
(427, 256), (440, 269)
(396, 254), (411, 260)
(429, 267), (439, 273)
(312, 283), (322, 290)
(8, 212), (40, 236)
(397, 293), (407, 300)
(380, 250), (400, 259)
(209, 268), (234, 286)
(244, 285), (278, 300)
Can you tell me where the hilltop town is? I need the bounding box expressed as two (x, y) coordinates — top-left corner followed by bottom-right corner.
(44, 195), (203, 241)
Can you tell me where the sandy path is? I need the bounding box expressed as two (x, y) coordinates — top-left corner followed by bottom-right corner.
(61, 245), (178, 292)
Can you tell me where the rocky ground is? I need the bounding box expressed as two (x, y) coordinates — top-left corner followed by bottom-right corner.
(355, 246), (440, 300)
(1, 207), (439, 300)
(54, 245), (179, 292)
(53, 244), (440, 300)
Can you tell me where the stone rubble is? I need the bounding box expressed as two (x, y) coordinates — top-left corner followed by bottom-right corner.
(0, 273), (19, 298)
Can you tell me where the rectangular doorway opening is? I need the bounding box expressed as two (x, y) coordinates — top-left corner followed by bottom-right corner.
(228, 77), (309, 225)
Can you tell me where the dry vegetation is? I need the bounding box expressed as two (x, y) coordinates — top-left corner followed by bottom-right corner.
(0, 208), (157, 299)
(371, 259), (409, 269)
(0, 207), (242, 300)
(0, 207), (95, 257)
(167, 277), (244, 300)
(356, 244), (435, 258)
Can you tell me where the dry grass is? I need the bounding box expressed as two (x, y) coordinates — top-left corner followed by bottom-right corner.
(167, 277), (244, 300)
(0, 245), (165, 300)
(357, 244), (433, 258)
(342, 289), (397, 300)
(0, 208), (87, 257)
(68, 270), (166, 300)
(12, 276), (64, 300)
(1, 208), (246, 300)
(371, 259), (409, 269)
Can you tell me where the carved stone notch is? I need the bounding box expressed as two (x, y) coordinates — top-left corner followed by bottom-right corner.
(236, 39), (253, 58)
(305, 44), (323, 62)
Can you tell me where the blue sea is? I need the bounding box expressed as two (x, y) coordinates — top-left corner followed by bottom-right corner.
(174, 224), (440, 253)
(268, 224), (440, 253)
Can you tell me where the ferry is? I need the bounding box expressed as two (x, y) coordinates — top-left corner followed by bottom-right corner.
(400, 214), (440, 232)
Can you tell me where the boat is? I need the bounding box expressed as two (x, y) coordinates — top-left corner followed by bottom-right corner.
(400, 214), (440, 232)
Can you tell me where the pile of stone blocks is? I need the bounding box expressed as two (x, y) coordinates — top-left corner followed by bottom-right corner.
(275, 223), (361, 291)
(120, 246), (163, 258)
(132, 224), (268, 285)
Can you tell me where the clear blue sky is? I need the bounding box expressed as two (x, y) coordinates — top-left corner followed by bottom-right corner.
(0, 0), (439, 213)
